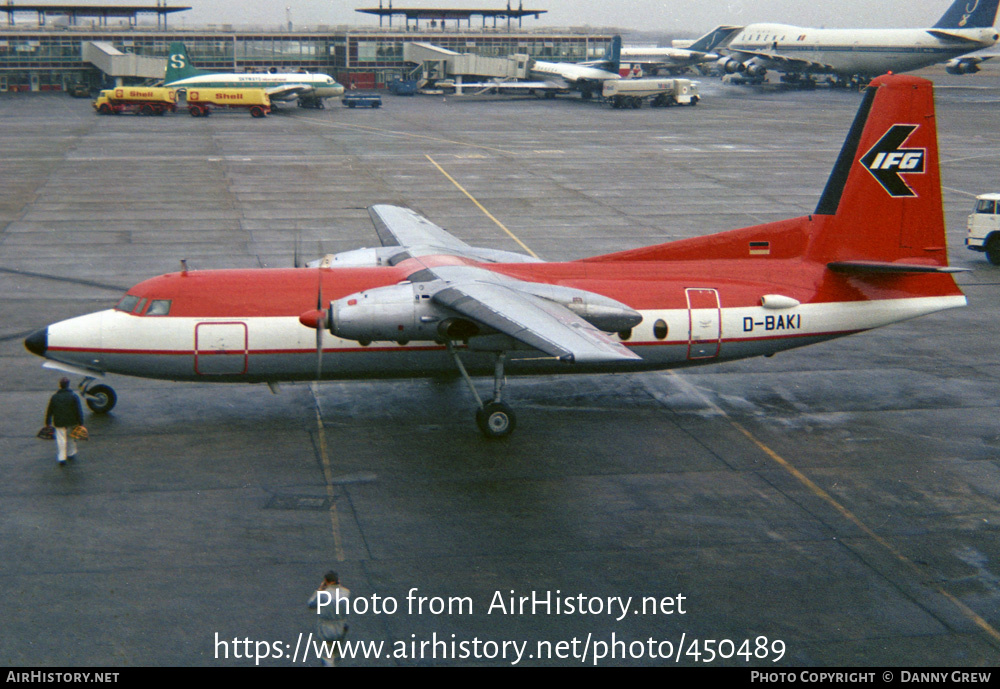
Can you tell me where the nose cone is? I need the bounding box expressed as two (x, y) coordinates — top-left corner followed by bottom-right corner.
(24, 327), (48, 357)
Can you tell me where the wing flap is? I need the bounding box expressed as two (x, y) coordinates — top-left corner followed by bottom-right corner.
(433, 282), (641, 364)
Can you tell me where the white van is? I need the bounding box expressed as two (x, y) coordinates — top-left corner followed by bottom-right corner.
(966, 193), (1000, 264)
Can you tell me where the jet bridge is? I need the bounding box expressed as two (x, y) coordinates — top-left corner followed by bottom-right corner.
(82, 42), (167, 83)
(403, 42), (529, 93)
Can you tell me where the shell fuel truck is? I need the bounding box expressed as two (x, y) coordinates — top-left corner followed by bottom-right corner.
(93, 87), (177, 115)
(185, 88), (271, 118)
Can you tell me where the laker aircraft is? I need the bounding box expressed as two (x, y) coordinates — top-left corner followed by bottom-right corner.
(621, 26), (742, 76)
(25, 74), (967, 438)
(460, 35), (622, 99)
(164, 42), (345, 109)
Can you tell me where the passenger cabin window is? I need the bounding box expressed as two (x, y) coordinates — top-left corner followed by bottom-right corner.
(976, 199), (997, 214)
(146, 300), (172, 316)
(115, 295), (140, 312)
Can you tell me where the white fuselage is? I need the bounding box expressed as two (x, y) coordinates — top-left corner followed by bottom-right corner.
(40, 295), (965, 384)
(529, 61), (620, 87)
(166, 72), (345, 100)
(727, 23), (999, 76)
(621, 47), (715, 67)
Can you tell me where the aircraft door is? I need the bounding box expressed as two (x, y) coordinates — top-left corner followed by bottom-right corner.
(686, 288), (721, 360)
(195, 322), (248, 375)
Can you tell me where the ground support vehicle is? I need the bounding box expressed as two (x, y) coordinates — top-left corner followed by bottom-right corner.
(966, 193), (1000, 264)
(601, 78), (699, 109)
(93, 87), (177, 115)
(185, 88), (271, 118)
(342, 92), (382, 108)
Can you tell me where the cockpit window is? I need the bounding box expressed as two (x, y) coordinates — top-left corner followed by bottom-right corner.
(133, 298), (147, 314)
(115, 295), (140, 313)
(146, 300), (172, 316)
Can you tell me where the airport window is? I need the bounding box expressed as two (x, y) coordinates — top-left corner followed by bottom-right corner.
(654, 319), (668, 340)
(146, 300), (172, 317)
(115, 295), (140, 313)
(976, 199), (996, 214)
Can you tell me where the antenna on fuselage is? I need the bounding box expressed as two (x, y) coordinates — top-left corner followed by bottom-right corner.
(180, 259), (189, 274)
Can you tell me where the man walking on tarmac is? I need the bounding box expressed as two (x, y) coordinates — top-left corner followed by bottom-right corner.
(45, 378), (83, 465)
(308, 571), (351, 666)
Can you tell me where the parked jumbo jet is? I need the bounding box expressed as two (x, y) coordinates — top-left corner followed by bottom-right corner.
(25, 74), (967, 438)
(622, 26), (742, 76)
(717, 0), (1000, 85)
(164, 42), (345, 108)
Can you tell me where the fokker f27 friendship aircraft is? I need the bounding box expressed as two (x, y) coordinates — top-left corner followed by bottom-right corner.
(717, 0), (1000, 84)
(25, 74), (966, 438)
(164, 42), (345, 108)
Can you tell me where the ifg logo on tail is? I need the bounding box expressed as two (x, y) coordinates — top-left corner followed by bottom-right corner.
(860, 125), (926, 198)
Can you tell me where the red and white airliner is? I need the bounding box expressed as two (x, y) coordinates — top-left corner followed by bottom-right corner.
(25, 74), (967, 437)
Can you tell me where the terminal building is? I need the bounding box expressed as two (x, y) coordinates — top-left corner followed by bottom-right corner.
(0, 2), (613, 92)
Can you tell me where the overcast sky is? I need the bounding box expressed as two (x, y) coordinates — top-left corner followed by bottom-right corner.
(171, 1), (958, 33)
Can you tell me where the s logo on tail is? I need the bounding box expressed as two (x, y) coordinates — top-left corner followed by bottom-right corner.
(860, 125), (926, 198)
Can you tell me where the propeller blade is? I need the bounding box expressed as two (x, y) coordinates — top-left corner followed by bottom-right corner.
(316, 271), (325, 381)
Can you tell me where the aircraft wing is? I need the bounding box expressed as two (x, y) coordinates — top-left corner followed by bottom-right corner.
(367, 204), (541, 263)
(369, 204), (473, 250)
(366, 204), (641, 363)
(432, 280), (641, 364)
(453, 79), (571, 92)
(265, 83), (316, 101)
(732, 49), (835, 73)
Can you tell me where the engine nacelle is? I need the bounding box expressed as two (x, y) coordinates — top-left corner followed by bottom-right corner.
(945, 59), (979, 75)
(716, 57), (744, 74)
(330, 282), (456, 343)
(307, 246), (409, 268)
(744, 62), (767, 78)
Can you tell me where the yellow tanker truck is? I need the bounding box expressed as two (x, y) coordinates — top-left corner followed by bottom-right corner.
(185, 88), (271, 118)
(93, 87), (177, 115)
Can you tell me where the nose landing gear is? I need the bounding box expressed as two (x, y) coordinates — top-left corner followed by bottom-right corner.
(78, 378), (117, 414)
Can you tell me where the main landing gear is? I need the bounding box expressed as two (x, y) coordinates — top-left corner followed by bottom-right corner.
(78, 378), (117, 414)
(447, 343), (516, 439)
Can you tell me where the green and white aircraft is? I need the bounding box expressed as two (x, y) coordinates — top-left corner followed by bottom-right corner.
(164, 42), (344, 108)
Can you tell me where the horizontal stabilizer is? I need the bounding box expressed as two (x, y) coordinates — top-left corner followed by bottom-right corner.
(926, 30), (987, 44)
(828, 261), (970, 274)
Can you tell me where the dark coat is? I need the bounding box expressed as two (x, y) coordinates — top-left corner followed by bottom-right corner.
(46, 389), (83, 428)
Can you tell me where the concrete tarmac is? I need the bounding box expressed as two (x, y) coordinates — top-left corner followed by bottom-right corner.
(1, 67), (999, 666)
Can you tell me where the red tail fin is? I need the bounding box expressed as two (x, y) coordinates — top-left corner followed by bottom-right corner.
(807, 74), (947, 267)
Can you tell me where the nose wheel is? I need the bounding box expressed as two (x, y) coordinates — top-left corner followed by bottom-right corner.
(79, 379), (117, 414)
(447, 343), (517, 439)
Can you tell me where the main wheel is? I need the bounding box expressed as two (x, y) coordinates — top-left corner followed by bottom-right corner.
(987, 236), (1000, 266)
(476, 402), (516, 439)
(84, 384), (117, 414)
